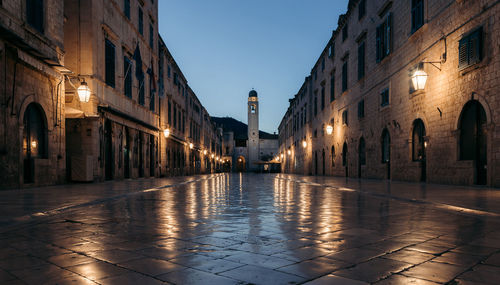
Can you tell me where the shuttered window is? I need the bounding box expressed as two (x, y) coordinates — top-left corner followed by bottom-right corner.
(358, 100), (365, 119)
(26, 0), (44, 33)
(342, 110), (348, 126)
(342, 60), (348, 92)
(381, 88), (389, 107)
(376, 13), (393, 62)
(411, 0), (424, 33)
(124, 57), (132, 98)
(124, 0), (130, 19)
(321, 87), (325, 110)
(358, 0), (366, 20)
(138, 7), (143, 35)
(105, 39), (115, 88)
(330, 73), (335, 102)
(358, 41), (365, 80)
(459, 27), (483, 69)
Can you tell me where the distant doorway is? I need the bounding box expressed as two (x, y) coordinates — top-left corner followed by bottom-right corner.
(236, 156), (246, 172)
(23, 103), (47, 183)
(459, 100), (487, 185)
(342, 142), (348, 177)
(358, 137), (366, 178)
(412, 119), (426, 182)
(381, 129), (390, 179)
(104, 120), (113, 180)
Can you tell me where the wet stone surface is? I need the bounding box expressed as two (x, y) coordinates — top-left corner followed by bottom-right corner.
(0, 173), (500, 284)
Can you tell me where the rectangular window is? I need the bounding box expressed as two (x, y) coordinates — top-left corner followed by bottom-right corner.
(168, 65), (171, 78)
(105, 39), (115, 88)
(173, 105), (177, 129)
(138, 80), (145, 105)
(342, 24), (348, 41)
(342, 60), (348, 92)
(314, 96), (318, 116)
(330, 73), (335, 102)
(358, 41), (365, 80)
(321, 58), (325, 71)
(358, 100), (365, 119)
(321, 87), (325, 110)
(124, 0), (130, 19)
(173, 73), (178, 85)
(138, 7), (143, 35)
(149, 74), (155, 111)
(376, 13), (393, 62)
(149, 23), (154, 48)
(26, 0), (44, 33)
(459, 27), (483, 69)
(123, 56), (132, 98)
(329, 43), (335, 58)
(342, 110), (348, 126)
(358, 0), (366, 20)
(381, 88), (390, 107)
(314, 69), (318, 81)
(168, 100), (172, 125)
(411, 0), (424, 33)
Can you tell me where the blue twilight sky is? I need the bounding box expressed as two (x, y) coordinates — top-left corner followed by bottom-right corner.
(159, 0), (350, 134)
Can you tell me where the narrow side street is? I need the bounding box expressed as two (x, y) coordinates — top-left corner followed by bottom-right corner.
(1, 174), (499, 284)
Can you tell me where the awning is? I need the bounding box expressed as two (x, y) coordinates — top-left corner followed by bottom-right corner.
(65, 107), (85, 119)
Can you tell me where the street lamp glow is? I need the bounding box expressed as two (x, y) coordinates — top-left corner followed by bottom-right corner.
(163, 128), (170, 138)
(287, 149), (291, 156)
(326, 125), (333, 135)
(302, 140), (307, 148)
(211, 153), (215, 159)
(411, 69), (428, 90)
(281, 153), (284, 159)
(77, 80), (91, 103)
(189, 143), (194, 149)
(203, 150), (207, 155)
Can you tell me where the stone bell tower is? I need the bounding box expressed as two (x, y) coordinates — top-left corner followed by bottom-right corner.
(248, 90), (260, 171)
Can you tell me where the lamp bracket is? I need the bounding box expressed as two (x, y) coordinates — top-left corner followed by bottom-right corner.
(421, 61), (442, 71)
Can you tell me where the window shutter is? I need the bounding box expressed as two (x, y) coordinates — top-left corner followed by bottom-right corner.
(469, 28), (482, 65)
(458, 38), (468, 68)
(330, 74), (335, 102)
(105, 40), (115, 88)
(386, 13), (393, 56)
(376, 26), (381, 62)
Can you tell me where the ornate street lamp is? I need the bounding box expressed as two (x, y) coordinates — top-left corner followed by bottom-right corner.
(326, 125), (333, 135)
(163, 128), (170, 138)
(77, 80), (91, 103)
(411, 69), (428, 91)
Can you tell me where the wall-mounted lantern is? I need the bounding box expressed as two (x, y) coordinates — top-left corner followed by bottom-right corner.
(302, 140), (307, 148)
(326, 125), (333, 135)
(411, 69), (428, 91)
(189, 143), (194, 149)
(163, 128), (170, 138)
(287, 149), (291, 156)
(203, 150), (207, 155)
(77, 80), (91, 103)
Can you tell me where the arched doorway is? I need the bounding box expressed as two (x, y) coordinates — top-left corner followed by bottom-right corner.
(381, 129), (390, 179)
(342, 142), (348, 177)
(236, 156), (246, 172)
(358, 137), (366, 178)
(412, 119), (426, 182)
(23, 103), (47, 183)
(459, 100), (487, 185)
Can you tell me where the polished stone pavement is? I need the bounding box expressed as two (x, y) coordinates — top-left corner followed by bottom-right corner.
(1, 173), (500, 284)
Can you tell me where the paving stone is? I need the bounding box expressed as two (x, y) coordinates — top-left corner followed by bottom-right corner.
(432, 251), (484, 267)
(157, 267), (239, 285)
(99, 272), (166, 285)
(0, 255), (49, 271)
(47, 252), (96, 267)
(118, 257), (185, 276)
(324, 247), (384, 263)
(382, 249), (435, 264)
(374, 274), (440, 284)
(402, 261), (468, 283)
(455, 264), (500, 284)
(333, 257), (412, 283)
(66, 261), (129, 281)
(224, 251), (295, 269)
(86, 249), (144, 263)
(483, 252), (500, 266)
(303, 274), (369, 285)
(220, 264), (305, 285)
(277, 259), (349, 279)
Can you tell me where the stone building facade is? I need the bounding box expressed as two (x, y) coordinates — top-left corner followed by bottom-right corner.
(0, 0), (222, 189)
(279, 0), (500, 187)
(0, 0), (67, 189)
